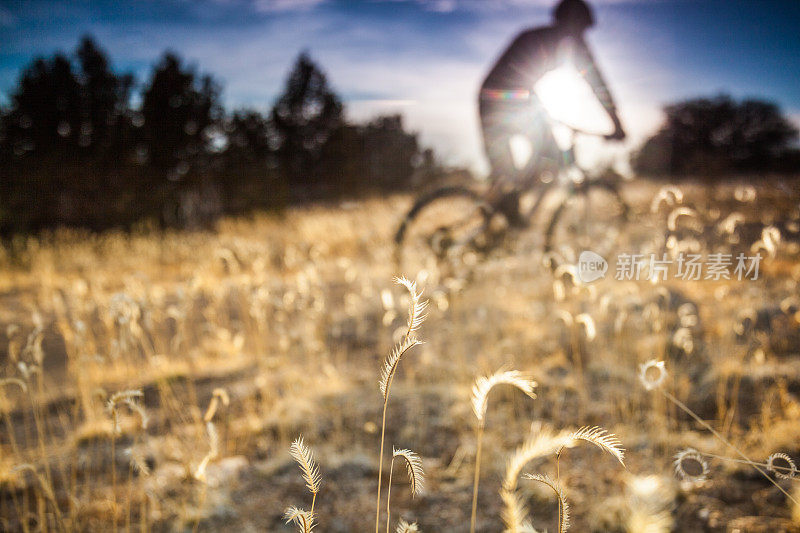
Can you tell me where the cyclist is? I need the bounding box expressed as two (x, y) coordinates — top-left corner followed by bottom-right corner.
(479, 0), (625, 226)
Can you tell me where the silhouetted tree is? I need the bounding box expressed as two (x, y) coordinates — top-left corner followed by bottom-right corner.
(361, 115), (419, 189)
(76, 36), (134, 154)
(271, 52), (343, 199)
(217, 110), (286, 211)
(10, 55), (82, 152)
(140, 52), (223, 225)
(0, 53), (83, 232)
(72, 38), (136, 226)
(633, 94), (799, 179)
(0, 37), (434, 235)
(0, 38), (142, 232)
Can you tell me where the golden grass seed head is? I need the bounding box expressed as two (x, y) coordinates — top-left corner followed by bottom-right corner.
(667, 207), (701, 233)
(471, 369), (537, 423)
(393, 276), (429, 337)
(639, 360), (667, 391)
(284, 506), (315, 533)
(106, 389), (147, 434)
(126, 448), (151, 477)
(565, 426), (625, 467)
(651, 185), (683, 213)
(767, 452), (797, 480)
(392, 448), (424, 497)
(395, 519), (420, 533)
(673, 448), (709, 483)
(379, 336), (422, 400)
(290, 436), (322, 495)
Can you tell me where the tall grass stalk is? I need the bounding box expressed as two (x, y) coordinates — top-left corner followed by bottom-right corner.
(107, 390), (147, 527)
(385, 448), (423, 533)
(469, 369), (536, 533)
(522, 473), (569, 533)
(375, 277), (427, 533)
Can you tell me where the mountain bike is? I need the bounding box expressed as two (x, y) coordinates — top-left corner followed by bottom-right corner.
(394, 118), (630, 280)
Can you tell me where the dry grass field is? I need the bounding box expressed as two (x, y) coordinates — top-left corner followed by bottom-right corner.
(1, 179), (800, 532)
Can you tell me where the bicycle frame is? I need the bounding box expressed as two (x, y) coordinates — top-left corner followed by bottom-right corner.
(548, 116), (611, 184)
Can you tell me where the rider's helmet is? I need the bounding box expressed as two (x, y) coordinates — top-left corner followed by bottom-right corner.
(553, 0), (595, 31)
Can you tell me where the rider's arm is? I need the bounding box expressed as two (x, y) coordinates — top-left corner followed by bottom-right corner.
(573, 36), (624, 136)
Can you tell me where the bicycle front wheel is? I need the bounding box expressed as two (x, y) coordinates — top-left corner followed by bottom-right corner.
(395, 187), (494, 282)
(543, 181), (630, 269)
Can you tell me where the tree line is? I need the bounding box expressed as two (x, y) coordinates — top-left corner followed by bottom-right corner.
(2, 36), (798, 235)
(632, 94), (800, 179)
(0, 37), (434, 234)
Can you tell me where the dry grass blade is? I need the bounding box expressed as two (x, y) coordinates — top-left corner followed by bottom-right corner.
(523, 473), (570, 533)
(501, 426), (571, 532)
(562, 426), (625, 466)
(379, 336), (422, 400)
(395, 519), (420, 532)
(129, 448), (151, 477)
(393, 276), (428, 337)
(13, 464), (65, 529)
(194, 421), (219, 482)
(471, 368), (537, 533)
(574, 314), (596, 341)
(650, 185), (683, 213)
(377, 277), (428, 533)
(107, 389), (147, 433)
(203, 387), (230, 423)
(284, 506), (316, 533)
(471, 369), (537, 423)
(107, 389), (144, 409)
(393, 448), (424, 496)
(121, 398), (148, 429)
(667, 207), (699, 232)
(290, 436), (322, 496)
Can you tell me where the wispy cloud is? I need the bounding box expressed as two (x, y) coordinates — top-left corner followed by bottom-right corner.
(252, 0), (327, 13)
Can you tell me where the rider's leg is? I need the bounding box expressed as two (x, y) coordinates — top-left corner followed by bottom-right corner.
(479, 99), (517, 183)
(479, 99), (530, 227)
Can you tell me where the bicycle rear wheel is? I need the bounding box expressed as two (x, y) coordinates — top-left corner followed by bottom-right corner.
(395, 187), (494, 282)
(543, 181), (629, 269)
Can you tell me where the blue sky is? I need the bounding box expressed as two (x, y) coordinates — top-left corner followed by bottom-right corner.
(1, 0), (799, 170)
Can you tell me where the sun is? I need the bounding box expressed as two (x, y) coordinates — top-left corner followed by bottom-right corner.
(535, 65), (610, 134)
(532, 65), (621, 168)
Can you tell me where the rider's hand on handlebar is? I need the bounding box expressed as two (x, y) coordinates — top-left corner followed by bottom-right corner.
(605, 118), (626, 141)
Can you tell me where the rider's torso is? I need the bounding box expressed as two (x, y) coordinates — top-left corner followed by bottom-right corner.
(481, 26), (578, 93)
